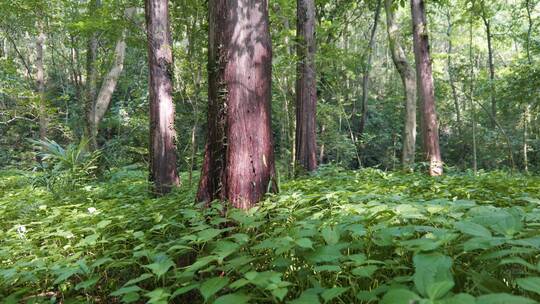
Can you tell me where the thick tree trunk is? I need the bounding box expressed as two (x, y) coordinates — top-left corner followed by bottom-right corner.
(197, 0), (277, 209)
(385, 0), (416, 169)
(358, 0), (382, 137)
(411, 0), (443, 176)
(36, 27), (47, 140)
(145, 0), (180, 195)
(295, 0), (318, 173)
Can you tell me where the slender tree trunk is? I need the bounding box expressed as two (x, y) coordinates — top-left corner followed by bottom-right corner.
(385, 0), (416, 169)
(197, 0), (277, 209)
(411, 0), (443, 176)
(482, 15), (496, 122)
(92, 11), (133, 138)
(524, 0), (533, 172)
(36, 26), (47, 140)
(295, 0), (318, 173)
(358, 0), (382, 137)
(145, 0), (180, 195)
(85, 0), (100, 149)
(446, 11), (461, 137)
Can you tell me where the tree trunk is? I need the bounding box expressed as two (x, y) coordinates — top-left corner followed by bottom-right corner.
(358, 0), (382, 137)
(295, 0), (318, 173)
(85, 0), (100, 150)
(482, 15), (496, 122)
(411, 0), (443, 176)
(385, 0), (416, 169)
(145, 0), (180, 195)
(446, 11), (461, 137)
(36, 26), (47, 140)
(197, 0), (277, 209)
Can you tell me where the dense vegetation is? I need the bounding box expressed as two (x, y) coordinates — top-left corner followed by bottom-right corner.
(2, 168), (540, 303)
(3, 0), (540, 302)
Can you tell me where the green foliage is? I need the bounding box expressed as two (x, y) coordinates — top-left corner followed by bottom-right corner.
(30, 138), (101, 194)
(2, 168), (540, 302)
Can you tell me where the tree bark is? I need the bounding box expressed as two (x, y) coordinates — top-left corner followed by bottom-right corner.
(385, 0), (416, 169)
(481, 14), (496, 122)
(411, 0), (443, 176)
(36, 26), (47, 140)
(145, 0), (180, 195)
(197, 0), (277, 209)
(358, 0), (382, 137)
(85, 0), (100, 150)
(295, 0), (318, 173)
(446, 11), (461, 137)
(91, 8), (135, 141)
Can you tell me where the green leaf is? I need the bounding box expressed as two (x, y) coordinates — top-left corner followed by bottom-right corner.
(454, 221), (492, 238)
(352, 265), (378, 278)
(75, 276), (99, 290)
(200, 277), (229, 301)
(437, 293), (476, 304)
(145, 288), (170, 304)
(144, 258), (175, 278)
(321, 287), (349, 303)
(289, 291), (321, 304)
(214, 293), (251, 304)
(476, 294), (536, 304)
(171, 284), (199, 299)
(381, 289), (421, 304)
(413, 253), (454, 299)
(123, 273), (154, 287)
(295, 238), (314, 249)
(111, 285), (143, 297)
(516, 277), (540, 295)
(321, 227), (340, 245)
(53, 267), (80, 285)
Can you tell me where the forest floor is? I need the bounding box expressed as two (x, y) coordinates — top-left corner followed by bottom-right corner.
(1, 167), (540, 303)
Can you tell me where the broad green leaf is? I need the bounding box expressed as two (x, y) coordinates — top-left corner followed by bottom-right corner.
(321, 227), (340, 245)
(321, 287), (349, 303)
(200, 277), (229, 301)
(295, 238), (314, 249)
(145, 288), (170, 304)
(476, 294), (536, 304)
(413, 253), (454, 299)
(381, 289), (421, 304)
(516, 277), (540, 295)
(144, 258), (175, 278)
(214, 293), (251, 304)
(454, 221), (492, 238)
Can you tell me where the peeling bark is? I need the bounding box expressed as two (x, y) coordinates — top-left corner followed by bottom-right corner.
(145, 0), (180, 194)
(197, 0), (277, 209)
(411, 0), (443, 176)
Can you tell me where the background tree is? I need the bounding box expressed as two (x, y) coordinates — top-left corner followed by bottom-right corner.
(295, 0), (318, 173)
(411, 0), (443, 176)
(145, 0), (180, 194)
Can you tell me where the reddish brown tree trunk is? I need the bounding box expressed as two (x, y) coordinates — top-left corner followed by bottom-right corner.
(145, 0), (180, 194)
(411, 0), (443, 176)
(197, 0), (277, 209)
(295, 0), (318, 173)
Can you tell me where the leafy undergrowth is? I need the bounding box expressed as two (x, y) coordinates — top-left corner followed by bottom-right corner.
(2, 167), (540, 303)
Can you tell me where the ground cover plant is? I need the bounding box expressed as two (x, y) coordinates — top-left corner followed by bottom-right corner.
(2, 166), (540, 303)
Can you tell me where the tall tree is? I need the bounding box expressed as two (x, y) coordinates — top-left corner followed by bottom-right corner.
(36, 23), (47, 140)
(358, 0), (382, 137)
(384, 0), (416, 169)
(197, 0), (277, 209)
(411, 0), (443, 176)
(145, 0), (180, 194)
(85, 0), (100, 149)
(295, 0), (318, 173)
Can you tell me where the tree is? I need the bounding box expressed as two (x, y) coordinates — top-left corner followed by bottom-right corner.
(295, 0), (318, 173)
(145, 0), (180, 194)
(384, 0), (416, 169)
(411, 0), (442, 176)
(36, 23), (47, 140)
(197, 0), (277, 209)
(85, 0), (100, 149)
